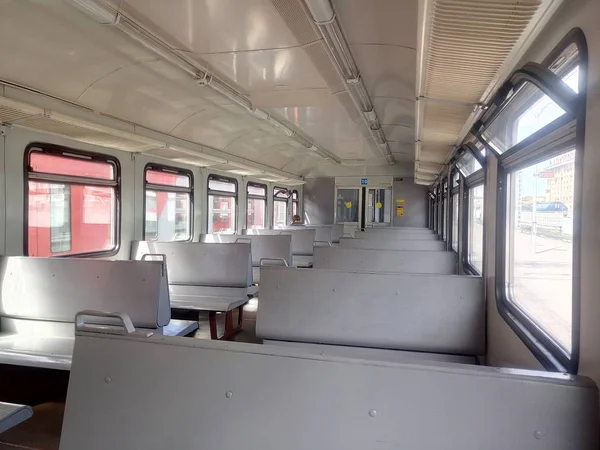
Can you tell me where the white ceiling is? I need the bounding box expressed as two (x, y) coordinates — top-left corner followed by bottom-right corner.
(0, 0), (562, 183)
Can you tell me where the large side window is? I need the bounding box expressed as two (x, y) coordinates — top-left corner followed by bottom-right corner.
(273, 187), (289, 228)
(505, 151), (575, 353)
(144, 165), (192, 242)
(247, 182), (267, 230)
(26, 145), (119, 257)
(482, 30), (586, 371)
(467, 184), (484, 273)
(208, 175), (237, 234)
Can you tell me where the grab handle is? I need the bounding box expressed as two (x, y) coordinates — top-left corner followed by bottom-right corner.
(260, 258), (289, 267)
(75, 310), (153, 337)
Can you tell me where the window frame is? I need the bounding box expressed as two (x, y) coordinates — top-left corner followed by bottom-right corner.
(143, 163), (193, 242)
(450, 169), (460, 253)
(207, 174), (238, 233)
(273, 186), (290, 228)
(463, 178), (485, 276)
(24, 143), (121, 258)
(493, 29), (587, 373)
(246, 181), (267, 230)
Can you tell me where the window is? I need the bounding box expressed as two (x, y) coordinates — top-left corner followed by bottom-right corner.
(481, 69), (579, 155)
(208, 175), (237, 234)
(292, 190), (299, 217)
(273, 187), (289, 228)
(247, 182), (267, 230)
(26, 146), (119, 257)
(456, 151), (482, 177)
(336, 188), (360, 223)
(467, 184), (484, 273)
(492, 30), (586, 372)
(144, 165), (192, 242)
(505, 150), (575, 353)
(452, 193), (459, 252)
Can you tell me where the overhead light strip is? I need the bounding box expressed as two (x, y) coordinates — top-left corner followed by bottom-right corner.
(303, 0), (395, 165)
(67, 0), (340, 164)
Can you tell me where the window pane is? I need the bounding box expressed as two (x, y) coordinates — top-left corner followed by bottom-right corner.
(506, 150), (575, 352)
(28, 181), (115, 256)
(452, 194), (459, 251)
(50, 184), (71, 253)
(145, 191), (191, 241)
(336, 189), (359, 223)
(146, 169), (190, 188)
(247, 198), (266, 229)
(30, 152), (114, 180)
(468, 185), (484, 272)
(209, 195), (236, 234)
(209, 178), (236, 193)
(292, 201), (298, 217)
(247, 184), (266, 197)
(482, 79), (572, 154)
(457, 151), (482, 177)
(273, 200), (287, 228)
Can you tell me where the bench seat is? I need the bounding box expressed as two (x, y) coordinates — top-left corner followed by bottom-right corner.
(0, 402), (33, 434)
(262, 340), (477, 365)
(339, 237), (445, 251)
(131, 242), (253, 340)
(313, 247), (457, 274)
(60, 329), (599, 450)
(257, 267), (484, 355)
(0, 318), (198, 371)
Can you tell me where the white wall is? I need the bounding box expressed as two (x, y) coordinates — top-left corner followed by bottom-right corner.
(1, 127), (301, 259)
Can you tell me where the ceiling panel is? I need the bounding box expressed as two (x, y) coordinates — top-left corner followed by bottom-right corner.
(351, 45), (415, 101)
(333, 0), (418, 48)
(389, 142), (414, 156)
(0, 0), (155, 101)
(171, 107), (259, 150)
(119, 0), (300, 54)
(192, 47), (328, 94)
(382, 125), (413, 144)
(373, 97), (414, 126)
(78, 60), (217, 134)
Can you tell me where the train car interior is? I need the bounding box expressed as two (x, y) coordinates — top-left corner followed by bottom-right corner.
(0, 0), (598, 448)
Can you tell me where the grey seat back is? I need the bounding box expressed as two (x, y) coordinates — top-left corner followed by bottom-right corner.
(131, 241), (252, 288)
(339, 237), (445, 251)
(60, 331), (599, 450)
(357, 232), (439, 241)
(0, 256), (170, 328)
(256, 267), (484, 355)
(313, 247), (457, 274)
(365, 227), (434, 234)
(243, 228), (316, 256)
(199, 234), (292, 267)
(307, 225), (332, 243)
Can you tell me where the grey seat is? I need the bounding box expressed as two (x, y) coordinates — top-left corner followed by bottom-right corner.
(131, 241), (252, 340)
(59, 326), (599, 450)
(313, 247), (457, 274)
(0, 256), (195, 370)
(256, 266), (484, 355)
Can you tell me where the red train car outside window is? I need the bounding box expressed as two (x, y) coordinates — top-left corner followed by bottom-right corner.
(26, 146), (119, 257)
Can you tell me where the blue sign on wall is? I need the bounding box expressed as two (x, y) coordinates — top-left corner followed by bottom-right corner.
(360, 178), (368, 186)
